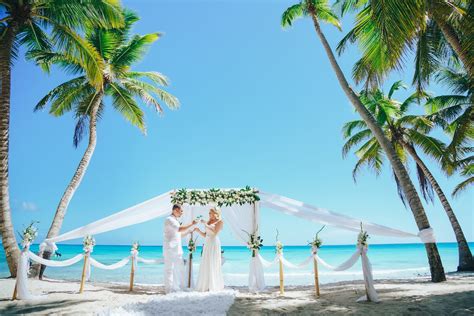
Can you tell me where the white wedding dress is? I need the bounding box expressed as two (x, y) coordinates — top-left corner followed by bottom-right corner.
(196, 223), (224, 291)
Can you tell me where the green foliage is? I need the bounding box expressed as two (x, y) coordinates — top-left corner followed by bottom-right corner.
(33, 10), (179, 147)
(281, 0), (341, 30)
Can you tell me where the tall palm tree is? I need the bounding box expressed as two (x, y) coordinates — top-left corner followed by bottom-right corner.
(281, 0), (446, 282)
(31, 9), (179, 277)
(0, 0), (122, 277)
(426, 59), (473, 199)
(342, 81), (474, 271)
(334, 0), (473, 89)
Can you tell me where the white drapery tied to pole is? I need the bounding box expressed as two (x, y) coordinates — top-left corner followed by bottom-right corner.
(418, 228), (436, 243)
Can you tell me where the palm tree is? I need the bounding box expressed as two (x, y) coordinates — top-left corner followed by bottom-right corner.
(334, 0), (473, 89)
(342, 81), (474, 271)
(0, 0), (122, 277)
(281, 0), (446, 282)
(426, 59), (473, 199)
(31, 9), (179, 277)
(452, 158), (473, 197)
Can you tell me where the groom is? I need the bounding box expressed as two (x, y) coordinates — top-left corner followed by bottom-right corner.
(163, 204), (197, 293)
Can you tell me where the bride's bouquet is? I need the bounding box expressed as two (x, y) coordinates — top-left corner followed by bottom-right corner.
(19, 221), (38, 248)
(83, 235), (96, 253)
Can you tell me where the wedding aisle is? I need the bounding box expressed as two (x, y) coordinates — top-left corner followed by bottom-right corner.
(1, 274), (473, 315)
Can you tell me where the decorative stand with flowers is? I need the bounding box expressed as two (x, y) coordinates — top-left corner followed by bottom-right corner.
(187, 234), (198, 288)
(12, 222), (38, 300)
(357, 223), (371, 302)
(79, 235), (95, 293)
(276, 240), (284, 295)
(308, 226), (325, 297)
(129, 242), (139, 291)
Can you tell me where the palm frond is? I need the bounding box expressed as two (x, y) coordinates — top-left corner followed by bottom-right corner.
(111, 33), (160, 71)
(407, 130), (447, 162)
(35, 76), (87, 111)
(342, 119), (367, 138)
(342, 130), (373, 158)
(281, 3), (306, 27)
(107, 82), (146, 132)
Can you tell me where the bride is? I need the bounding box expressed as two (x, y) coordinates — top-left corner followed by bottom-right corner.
(193, 207), (225, 292)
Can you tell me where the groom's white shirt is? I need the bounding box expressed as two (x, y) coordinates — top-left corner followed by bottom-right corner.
(163, 215), (183, 257)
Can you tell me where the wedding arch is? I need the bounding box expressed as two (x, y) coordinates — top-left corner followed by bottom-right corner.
(15, 187), (436, 301)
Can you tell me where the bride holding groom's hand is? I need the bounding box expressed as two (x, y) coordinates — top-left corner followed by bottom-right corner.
(193, 207), (225, 292)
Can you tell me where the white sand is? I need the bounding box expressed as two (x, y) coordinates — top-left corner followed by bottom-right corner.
(0, 274), (473, 315)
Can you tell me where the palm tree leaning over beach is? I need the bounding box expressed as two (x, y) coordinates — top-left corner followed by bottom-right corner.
(342, 81), (474, 271)
(0, 0), (123, 277)
(31, 9), (179, 277)
(334, 0), (473, 90)
(281, 0), (446, 282)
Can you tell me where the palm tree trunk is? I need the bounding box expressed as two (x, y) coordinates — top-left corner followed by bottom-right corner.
(308, 12), (446, 282)
(428, 9), (473, 80)
(403, 143), (474, 271)
(0, 25), (20, 277)
(38, 91), (103, 278)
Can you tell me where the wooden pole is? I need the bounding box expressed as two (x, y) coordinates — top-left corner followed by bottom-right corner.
(129, 256), (135, 292)
(12, 282), (17, 300)
(79, 253), (89, 294)
(279, 256), (284, 295)
(313, 256), (320, 297)
(188, 252), (193, 288)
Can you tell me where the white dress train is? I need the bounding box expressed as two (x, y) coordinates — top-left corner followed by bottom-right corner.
(196, 223), (224, 292)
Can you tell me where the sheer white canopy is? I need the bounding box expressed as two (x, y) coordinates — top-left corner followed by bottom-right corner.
(39, 188), (435, 293)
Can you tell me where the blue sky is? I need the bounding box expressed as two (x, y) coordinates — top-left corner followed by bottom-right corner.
(8, 0), (472, 246)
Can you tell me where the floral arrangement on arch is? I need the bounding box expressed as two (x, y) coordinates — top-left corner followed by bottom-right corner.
(357, 223), (369, 248)
(83, 235), (96, 253)
(19, 221), (39, 248)
(171, 186), (260, 207)
(308, 225), (325, 251)
(243, 229), (263, 257)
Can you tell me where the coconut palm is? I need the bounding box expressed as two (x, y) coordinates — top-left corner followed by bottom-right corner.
(334, 0), (473, 90)
(452, 158), (473, 197)
(0, 0), (122, 277)
(281, 0), (445, 281)
(426, 59), (473, 198)
(31, 10), (179, 277)
(342, 81), (474, 271)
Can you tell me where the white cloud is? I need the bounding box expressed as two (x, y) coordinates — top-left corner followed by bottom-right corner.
(21, 201), (38, 212)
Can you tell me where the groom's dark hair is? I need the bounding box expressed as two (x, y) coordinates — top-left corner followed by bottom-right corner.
(172, 204), (181, 211)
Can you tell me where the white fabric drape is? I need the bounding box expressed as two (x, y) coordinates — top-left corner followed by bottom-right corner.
(280, 254), (313, 269)
(260, 192), (421, 239)
(223, 204), (265, 292)
(137, 257), (164, 264)
(46, 191), (173, 244)
(28, 252), (84, 267)
(316, 250), (361, 271)
(89, 257), (130, 270)
(16, 250), (38, 300)
(359, 247), (379, 302)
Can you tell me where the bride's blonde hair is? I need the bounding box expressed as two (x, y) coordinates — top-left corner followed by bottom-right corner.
(210, 207), (222, 220)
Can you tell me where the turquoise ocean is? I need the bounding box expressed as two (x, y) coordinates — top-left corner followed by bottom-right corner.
(0, 243), (470, 286)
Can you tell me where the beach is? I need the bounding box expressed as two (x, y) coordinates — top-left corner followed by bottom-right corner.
(0, 274), (473, 315)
